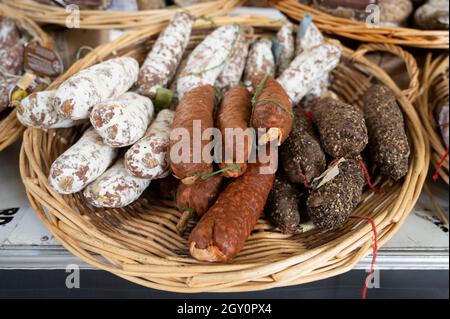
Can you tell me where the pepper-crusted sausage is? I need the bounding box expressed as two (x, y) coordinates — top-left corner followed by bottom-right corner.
(136, 12), (195, 98)
(169, 84), (215, 180)
(125, 109), (174, 179)
(216, 86), (253, 177)
(252, 74), (293, 145)
(90, 92), (154, 147)
(54, 57), (139, 120)
(189, 160), (276, 262)
(177, 25), (240, 99)
(312, 96), (368, 158)
(17, 90), (79, 129)
(83, 159), (151, 208)
(277, 43), (342, 105)
(307, 158), (365, 231)
(49, 128), (118, 194)
(280, 108), (326, 185)
(363, 84), (410, 180)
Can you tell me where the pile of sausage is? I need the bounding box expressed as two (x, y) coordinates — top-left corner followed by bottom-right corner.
(19, 13), (411, 263)
(0, 17), (25, 117)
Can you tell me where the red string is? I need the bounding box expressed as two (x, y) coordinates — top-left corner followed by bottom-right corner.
(350, 216), (379, 300)
(432, 147), (449, 181)
(358, 160), (379, 193)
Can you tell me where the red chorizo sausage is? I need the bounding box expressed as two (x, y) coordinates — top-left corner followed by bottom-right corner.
(216, 86), (253, 177)
(251, 74), (293, 145)
(189, 160), (275, 262)
(169, 85), (215, 182)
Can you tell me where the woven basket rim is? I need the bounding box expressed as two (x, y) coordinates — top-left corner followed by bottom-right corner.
(416, 54), (449, 184)
(19, 15), (428, 293)
(270, 0), (449, 50)
(2, 0), (245, 30)
(0, 3), (52, 152)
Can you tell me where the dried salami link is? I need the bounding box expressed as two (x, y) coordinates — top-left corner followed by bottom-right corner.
(169, 84), (216, 180)
(177, 25), (240, 99)
(251, 74), (293, 145)
(267, 173), (302, 234)
(175, 174), (223, 234)
(295, 15), (324, 56)
(0, 17), (24, 75)
(90, 92), (154, 147)
(54, 57), (139, 120)
(83, 159), (151, 208)
(307, 158), (365, 231)
(363, 84), (410, 180)
(277, 43), (342, 105)
(216, 86), (253, 177)
(216, 28), (251, 91)
(275, 22), (295, 76)
(244, 38), (275, 88)
(125, 109), (174, 179)
(189, 160), (275, 262)
(312, 96), (368, 158)
(0, 75), (17, 113)
(136, 12), (195, 98)
(438, 104), (449, 149)
(49, 128), (118, 194)
(17, 90), (79, 129)
(280, 108), (326, 185)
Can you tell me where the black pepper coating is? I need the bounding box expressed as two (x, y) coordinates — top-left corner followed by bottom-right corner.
(267, 174), (302, 234)
(280, 108), (327, 185)
(312, 97), (368, 158)
(363, 84), (410, 181)
(307, 158), (365, 231)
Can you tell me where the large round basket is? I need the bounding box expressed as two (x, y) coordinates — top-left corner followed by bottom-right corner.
(270, 0), (449, 49)
(0, 4), (52, 152)
(416, 54), (449, 184)
(3, 0), (243, 30)
(20, 15), (427, 293)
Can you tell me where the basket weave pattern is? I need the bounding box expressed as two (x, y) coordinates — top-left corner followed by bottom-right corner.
(19, 16), (427, 292)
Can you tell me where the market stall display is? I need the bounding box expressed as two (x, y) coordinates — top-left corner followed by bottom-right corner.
(270, 0), (449, 49)
(17, 14), (428, 292)
(2, 0), (244, 30)
(0, 4), (53, 152)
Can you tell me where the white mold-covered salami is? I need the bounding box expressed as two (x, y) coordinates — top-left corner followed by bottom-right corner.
(438, 104), (449, 148)
(17, 90), (79, 129)
(177, 25), (240, 99)
(54, 57), (139, 120)
(216, 28), (251, 91)
(83, 160), (151, 208)
(295, 15), (324, 55)
(90, 92), (154, 147)
(278, 43), (342, 105)
(276, 22), (295, 76)
(0, 17), (24, 75)
(244, 38), (275, 88)
(136, 12), (195, 98)
(125, 109), (174, 179)
(48, 128), (118, 194)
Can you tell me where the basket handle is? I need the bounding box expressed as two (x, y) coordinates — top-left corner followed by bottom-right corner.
(351, 43), (420, 103)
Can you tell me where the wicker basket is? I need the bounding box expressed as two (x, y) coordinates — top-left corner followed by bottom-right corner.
(417, 54), (449, 184)
(270, 0), (449, 49)
(20, 15), (427, 292)
(3, 0), (244, 30)
(0, 4), (52, 152)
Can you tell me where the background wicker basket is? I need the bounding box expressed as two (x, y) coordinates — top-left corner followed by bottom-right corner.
(19, 15), (427, 292)
(0, 4), (52, 152)
(417, 54), (449, 184)
(3, 0), (244, 29)
(270, 0), (449, 49)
